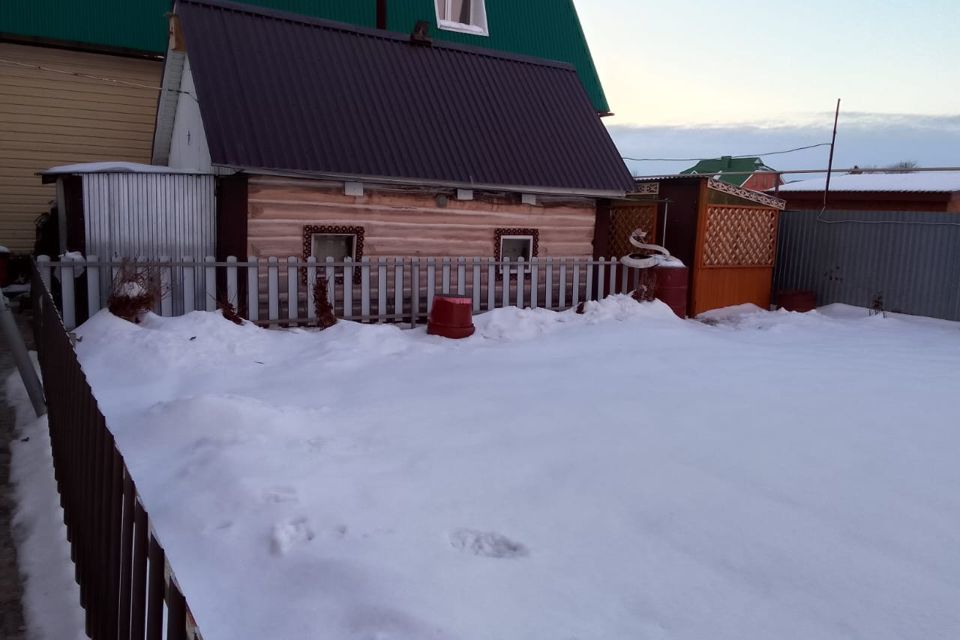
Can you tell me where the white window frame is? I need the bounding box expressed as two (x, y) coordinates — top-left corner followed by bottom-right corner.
(435, 0), (489, 36)
(311, 233), (357, 263)
(499, 235), (535, 274)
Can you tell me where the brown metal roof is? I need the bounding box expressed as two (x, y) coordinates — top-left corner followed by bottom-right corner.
(174, 0), (634, 196)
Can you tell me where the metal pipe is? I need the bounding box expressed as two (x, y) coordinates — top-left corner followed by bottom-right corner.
(376, 0), (387, 29)
(634, 165), (960, 180)
(0, 291), (45, 417)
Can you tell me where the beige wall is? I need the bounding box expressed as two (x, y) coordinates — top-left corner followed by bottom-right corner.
(0, 43), (162, 252)
(247, 176), (597, 260)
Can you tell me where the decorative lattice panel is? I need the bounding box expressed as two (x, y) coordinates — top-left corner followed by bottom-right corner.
(610, 205), (657, 259)
(702, 206), (778, 267)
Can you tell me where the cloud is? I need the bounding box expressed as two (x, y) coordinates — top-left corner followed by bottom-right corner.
(607, 113), (960, 177)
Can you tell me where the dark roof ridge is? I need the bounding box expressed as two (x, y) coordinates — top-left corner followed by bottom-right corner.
(174, 0), (578, 72)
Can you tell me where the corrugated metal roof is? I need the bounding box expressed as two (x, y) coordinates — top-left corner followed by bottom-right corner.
(175, 0), (633, 195)
(777, 172), (960, 193)
(1, 0), (609, 113)
(680, 156), (775, 187)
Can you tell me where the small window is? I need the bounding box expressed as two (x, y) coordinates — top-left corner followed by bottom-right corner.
(500, 236), (533, 262)
(495, 228), (539, 277)
(312, 234), (356, 263)
(435, 0), (488, 35)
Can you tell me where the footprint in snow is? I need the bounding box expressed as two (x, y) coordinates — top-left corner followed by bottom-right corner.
(270, 517), (315, 555)
(450, 529), (528, 559)
(261, 486), (299, 504)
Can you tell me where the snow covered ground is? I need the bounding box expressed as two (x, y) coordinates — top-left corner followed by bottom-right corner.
(70, 299), (960, 640)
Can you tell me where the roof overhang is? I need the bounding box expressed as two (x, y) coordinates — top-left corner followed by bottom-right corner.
(221, 165), (627, 199)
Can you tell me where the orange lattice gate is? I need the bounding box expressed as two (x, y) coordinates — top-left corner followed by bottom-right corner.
(692, 204), (780, 315)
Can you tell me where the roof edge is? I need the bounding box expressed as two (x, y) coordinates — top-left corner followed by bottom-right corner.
(174, 0), (579, 73)
(219, 165), (628, 199)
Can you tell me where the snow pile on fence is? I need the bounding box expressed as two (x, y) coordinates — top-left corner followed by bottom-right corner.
(71, 299), (960, 640)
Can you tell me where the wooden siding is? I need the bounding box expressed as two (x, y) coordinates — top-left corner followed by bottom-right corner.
(247, 177), (597, 260)
(693, 267), (775, 315)
(0, 43), (161, 251)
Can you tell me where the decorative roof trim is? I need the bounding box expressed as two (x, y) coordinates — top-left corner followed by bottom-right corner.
(708, 179), (786, 210)
(633, 182), (660, 196)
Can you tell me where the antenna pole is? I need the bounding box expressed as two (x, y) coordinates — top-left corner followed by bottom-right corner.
(823, 98), (841, 211)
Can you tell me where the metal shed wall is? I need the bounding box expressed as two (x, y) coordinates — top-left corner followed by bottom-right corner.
(82, 172), (215, 312)
(82, 173), (215, 259)
(774, 209), (960, 321)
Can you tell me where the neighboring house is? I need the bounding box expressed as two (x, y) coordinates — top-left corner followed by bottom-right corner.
(152, 0), (633, 270)
(681, 156), (783, 192)
(0, 0), (608, 253)
(774, 171), (960, 212)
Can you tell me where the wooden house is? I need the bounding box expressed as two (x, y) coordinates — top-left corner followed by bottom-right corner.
(2, 0), (610, 254)
(774, 172), (960, 212)
(152, 0), (634, 272)
(632, 176), (786, 316)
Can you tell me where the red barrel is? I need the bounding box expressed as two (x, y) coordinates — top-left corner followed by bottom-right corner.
(777, 289), (816, 312)
(653, 265), (689, 318)
(428, 295), (475, 339)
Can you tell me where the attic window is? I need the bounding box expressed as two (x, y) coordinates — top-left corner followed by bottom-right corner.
(435, 0), (488, 36)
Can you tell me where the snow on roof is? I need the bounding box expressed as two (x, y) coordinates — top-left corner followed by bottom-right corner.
(41, 162), (210, 176)
(775, 171), (960, 193)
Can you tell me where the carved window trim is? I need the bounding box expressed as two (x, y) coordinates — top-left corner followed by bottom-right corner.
(302, 225), (365, 285)
(494, 227), (539, 280)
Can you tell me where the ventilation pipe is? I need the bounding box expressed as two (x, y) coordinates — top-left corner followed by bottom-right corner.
(376, 0), (387, 29)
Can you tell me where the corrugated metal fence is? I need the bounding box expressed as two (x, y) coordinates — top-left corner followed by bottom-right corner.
(774, 209), (960, 320)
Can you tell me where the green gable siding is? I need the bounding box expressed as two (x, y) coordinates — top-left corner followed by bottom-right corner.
(0, 0), (608, 113)
(386, 1), (609, 114)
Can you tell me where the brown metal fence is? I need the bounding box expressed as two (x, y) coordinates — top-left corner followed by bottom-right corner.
(31, 263), (200, 640)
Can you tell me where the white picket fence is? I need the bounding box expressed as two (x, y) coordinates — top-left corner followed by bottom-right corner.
(36, 255), (648, 330)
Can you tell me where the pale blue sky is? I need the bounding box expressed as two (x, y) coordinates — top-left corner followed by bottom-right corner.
(574, 0), (960, 174)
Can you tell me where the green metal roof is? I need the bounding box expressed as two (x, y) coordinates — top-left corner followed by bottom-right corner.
(681, 156), (775, 187)
(0, 0), (609, 113)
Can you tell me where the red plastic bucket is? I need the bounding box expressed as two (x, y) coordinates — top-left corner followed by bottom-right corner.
(428, 295), (475, 339)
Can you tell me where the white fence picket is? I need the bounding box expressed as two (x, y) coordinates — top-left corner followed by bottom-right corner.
(596, 258), (605, 303)
(394, 259), (404, 321)
(501, 263), (510, 309)
(572, 262), (580, 309)
(426, 258), (436, 315)
(378, 258), (387, 322)
(343, 257), (354, 319)
(457, 258), (466, 296)
(287, 256), (298, 321)
(441, 257), (451, 295)
(205, 256), (217, 312)
(487, 258), (496, 311)
(559, 259), (567, 309)
(472, 258), (481, 312)
(516, 257), (525, 308)
(306, 256), (317, 321)
(585, 260), (594, 304)
(544, 257), (553, 309)
(60, 261), (76, 330)
(227, 256), (238, 308)
(86, 255), (100, 319)
(411, 258), (420, 327)
(530, 257), (539, 309)
(160, 257), (173, 317)
(324, 257), (335, 308)
(247, 259), (259, 321)
(267, 256), (279, 321)
(361, 257), (371, 320)
(183, 257), (196, 314)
